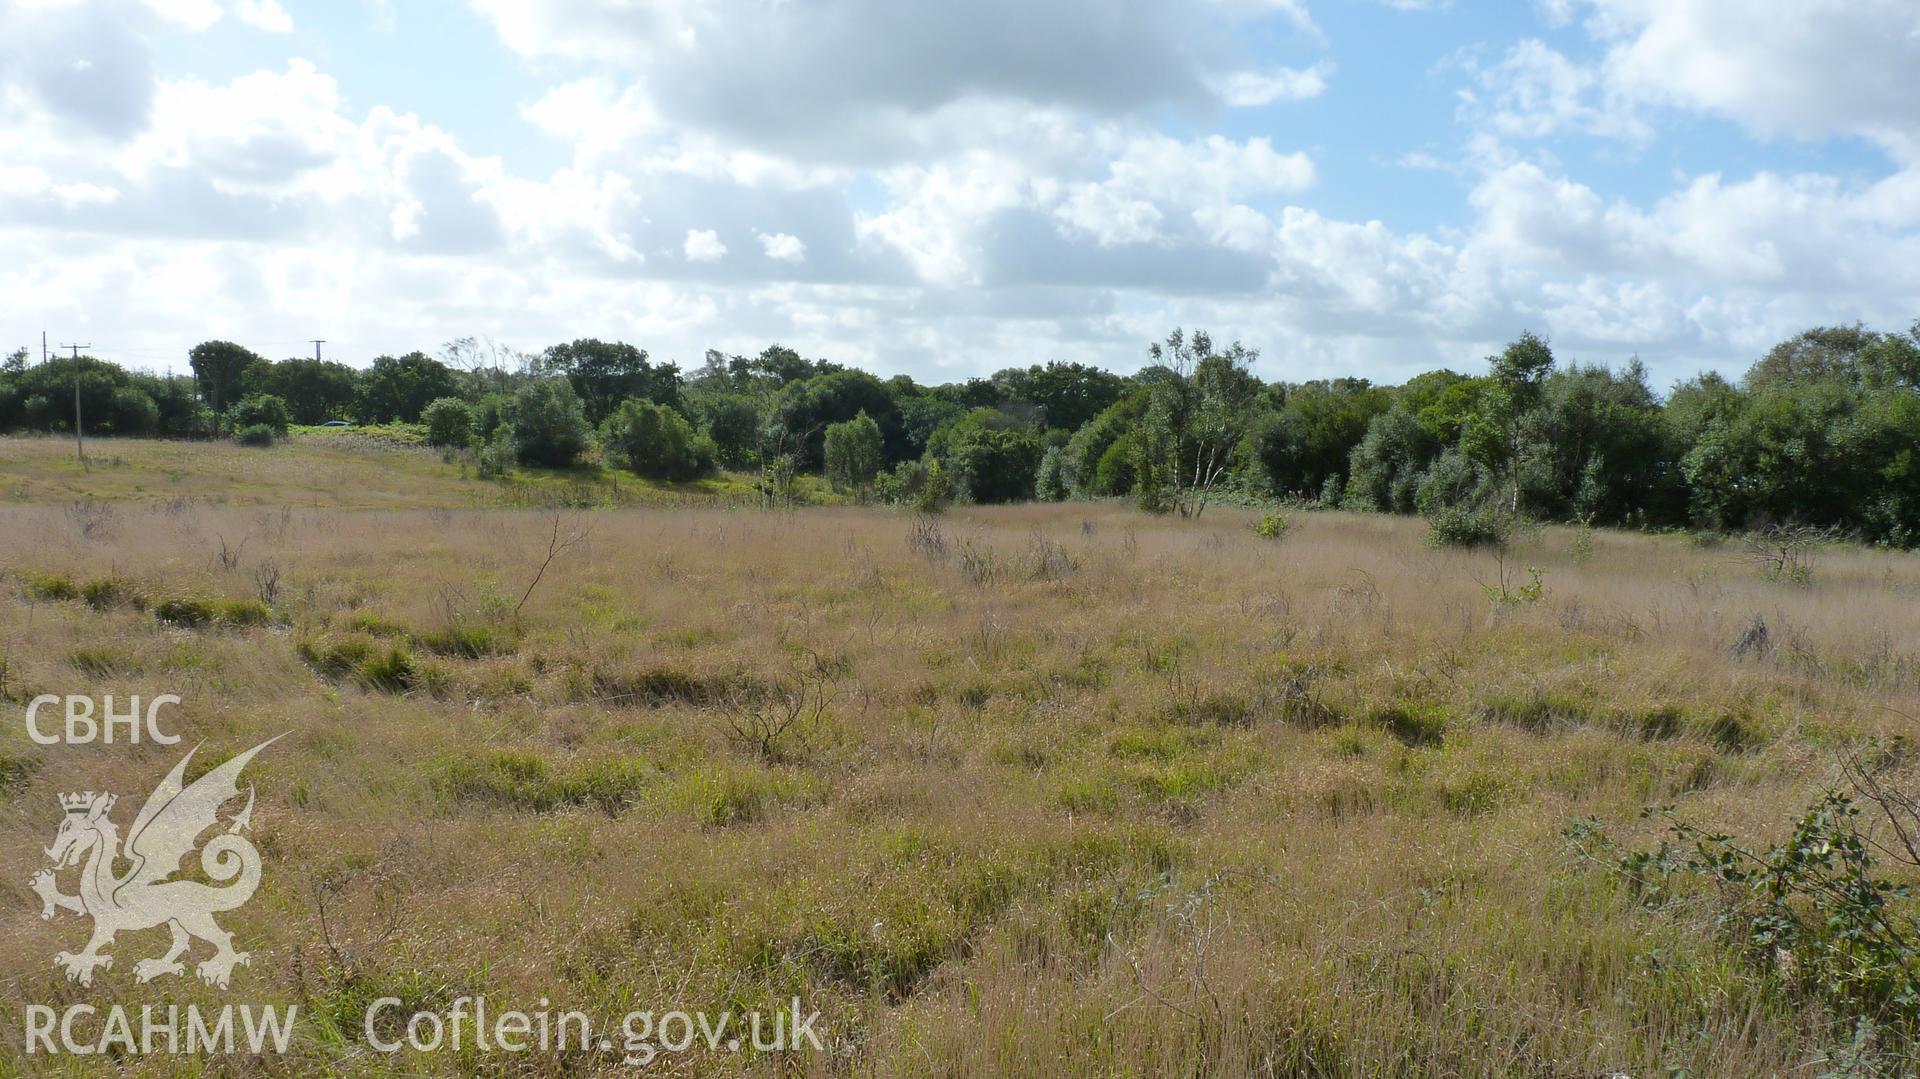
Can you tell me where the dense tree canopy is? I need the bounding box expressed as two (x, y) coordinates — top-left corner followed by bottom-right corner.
(543, 339), (682, 425)
(187, 340), (265, 431)
(602, 397), (714, 480)
(824, 412), (884, 492)
(509, 378), (591, 467)
(5, 320), (1920, 544)
(245, 358), (357, 424)
(354, 352), (462, 424)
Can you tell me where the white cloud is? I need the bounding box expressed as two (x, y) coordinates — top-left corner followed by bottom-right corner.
(856, 153), (1034, 286)
(757, 231), (805, 262)
(468, 0), (1321, 164)
(119, 61), (351, 188)
(142, 0), (223, 31)
(1054, 135), (1314, 246)
(1459, 39), (1647, 140)
(1575, 0), (1920, 160)
(4, 0), (1919, 396)
(231, 0), (293, 33)
(521, 77), (659, 156)
(1209, 63), (1331, 107)
(683, 228), (726, 262)
(0, 2), (160, 139)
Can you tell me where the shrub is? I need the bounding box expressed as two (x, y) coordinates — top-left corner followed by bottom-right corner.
(1034, 446), (1068, 502)
(875, 460), (929, 505)
(1568, 767), (1920, 1039)
(233, 423), (278, 447)
(1566, 523), (1595, 563)
(1425, 505), (1514, 549)
(601, 398), (714, 480)
(476, 427), (514, 478)
(509, 379), (591, 467)
(226, 393), (291, 435)
(421, 397), (474, 448)
(945, 425), (1044, 504)
(1092, 431), (1140, 497)
(914, 461), (952, 514)
(823, 412), (884, 493)
(1254, 511), (1290, 540)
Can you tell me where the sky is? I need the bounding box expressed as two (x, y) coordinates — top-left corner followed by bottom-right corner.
(1, 0), (1917, 389)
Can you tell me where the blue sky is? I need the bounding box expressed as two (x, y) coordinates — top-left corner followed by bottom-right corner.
(3, 0), (1916, 388)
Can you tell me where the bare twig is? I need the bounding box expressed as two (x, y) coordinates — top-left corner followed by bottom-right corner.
(515, 510), (592, 616)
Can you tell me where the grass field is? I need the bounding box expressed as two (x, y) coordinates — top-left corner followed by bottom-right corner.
(5, 436), (1920, 1075)
(0, 432), (804, 510)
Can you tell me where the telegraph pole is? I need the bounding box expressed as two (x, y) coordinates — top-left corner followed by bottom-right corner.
(311, 339), (326, 362)
(60, 343), (91, 467)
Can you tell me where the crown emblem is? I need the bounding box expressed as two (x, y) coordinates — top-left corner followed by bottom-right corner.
(59, 791), (109, 814)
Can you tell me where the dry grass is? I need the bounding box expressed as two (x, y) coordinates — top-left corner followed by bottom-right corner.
(4, 439), (1920, 1074)
(0, 433), (783, 509)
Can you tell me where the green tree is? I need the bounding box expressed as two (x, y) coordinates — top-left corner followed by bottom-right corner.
(823, 411), (884, 493)
(422, 397), (475, 448)
(1344, 408), (1442, 513)
(188, 341), (266, 433)
(1034, 446), (1068, 501)
(992, 361), (1129, 432)
(1518, 361), (1682, 525)
(227, 393), (291, 435)
(542, 339), (681, 425)
(602, 397), (715, 480)
(1250, 379), (1391, 498)
(942, 420), (1044, 504)
(1, 355), (168, 437)
(692, 392), (762, 469)
(895, 392), (966, 460)
(1143, 328), (1261, 517)
(1745, 324), (1881, 390)
(509, 378), (591, 467)
(137, 373), (211, 438)
(245, 358), (357, 424)
(354, 352), (461, 424)
(768, 369), (906, 469)
(1462, 331), (1557, 514)
(1063, 390), (1150, 497)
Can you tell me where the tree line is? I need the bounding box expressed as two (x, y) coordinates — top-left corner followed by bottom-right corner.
(4, 321), (1917, 544)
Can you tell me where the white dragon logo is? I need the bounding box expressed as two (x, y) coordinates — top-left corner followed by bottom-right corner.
(29, 736), (281, 990)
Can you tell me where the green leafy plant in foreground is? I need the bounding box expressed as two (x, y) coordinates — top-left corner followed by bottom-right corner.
(1568, 751), (1920, 1050)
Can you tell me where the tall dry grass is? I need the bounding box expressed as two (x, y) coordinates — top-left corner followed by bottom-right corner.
(2, 485), (1919, 1074)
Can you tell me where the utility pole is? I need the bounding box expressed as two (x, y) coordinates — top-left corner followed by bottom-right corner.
(41, 330), (47, 366)
(311, 339), (326, 362)
(60, 343), (91, 467)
